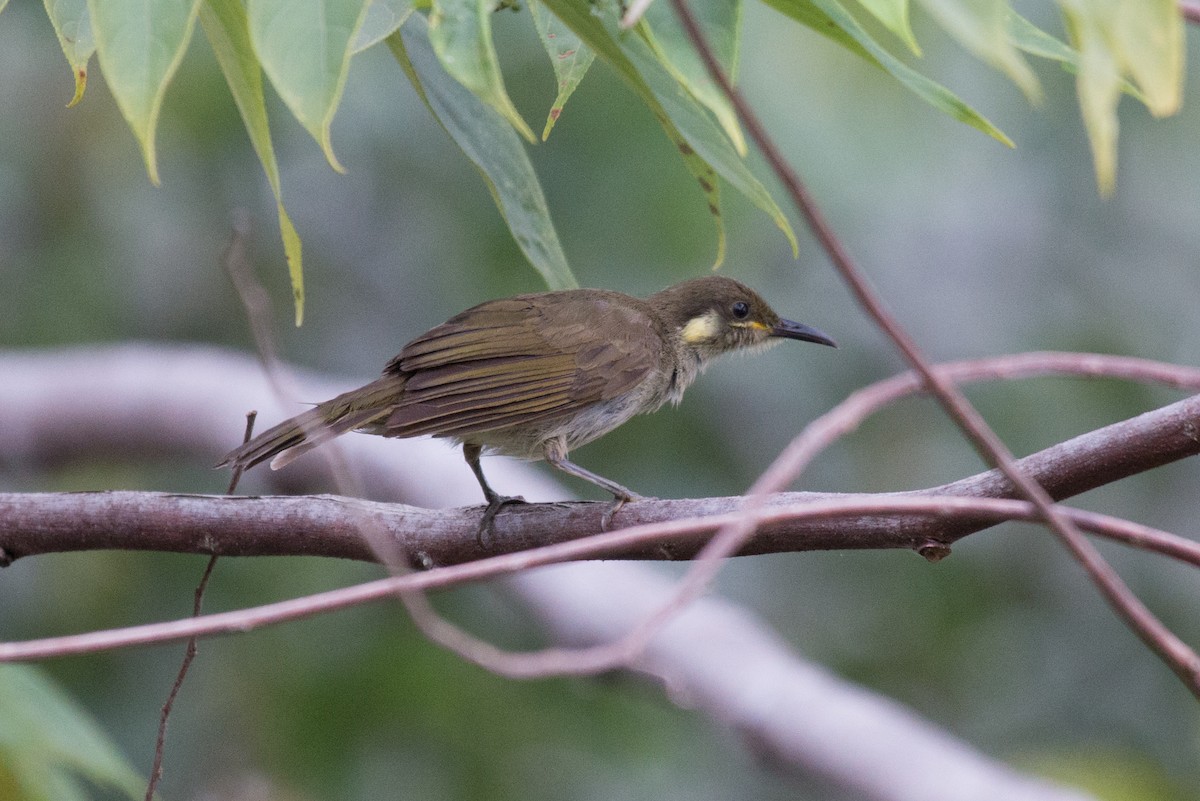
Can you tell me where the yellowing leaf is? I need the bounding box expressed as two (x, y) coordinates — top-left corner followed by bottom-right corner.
(43, 0), (96, 106)
(1057, 0), (1183, 194)
(87, 0), (202, 185)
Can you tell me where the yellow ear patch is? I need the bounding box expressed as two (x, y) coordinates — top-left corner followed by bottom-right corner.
(681, 311), (721, 343)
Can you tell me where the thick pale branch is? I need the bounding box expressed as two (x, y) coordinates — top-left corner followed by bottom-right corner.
(2, 392), (1197, 565)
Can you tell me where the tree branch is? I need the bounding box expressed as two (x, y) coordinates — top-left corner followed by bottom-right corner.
(2, 389), (1198, 565)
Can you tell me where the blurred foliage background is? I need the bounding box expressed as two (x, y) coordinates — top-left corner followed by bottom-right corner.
(2, 0), (1200, 799)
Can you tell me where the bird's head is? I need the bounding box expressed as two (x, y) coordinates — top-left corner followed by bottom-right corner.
(649, 275), (836, 362)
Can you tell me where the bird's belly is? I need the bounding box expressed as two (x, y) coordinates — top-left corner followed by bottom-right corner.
(454, 390), (660, 461)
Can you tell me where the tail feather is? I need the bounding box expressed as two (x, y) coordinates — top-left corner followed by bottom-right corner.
(217, 376), (404, 471)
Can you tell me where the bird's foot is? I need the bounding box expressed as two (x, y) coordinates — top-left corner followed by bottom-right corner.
(477, 494), (527, 547)
(600, 491), (646, 532)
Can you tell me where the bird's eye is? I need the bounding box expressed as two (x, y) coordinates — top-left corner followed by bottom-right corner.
(731, 301), (751, 319)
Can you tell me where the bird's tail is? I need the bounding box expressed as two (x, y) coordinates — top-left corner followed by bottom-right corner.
(217, 375), (406, 472)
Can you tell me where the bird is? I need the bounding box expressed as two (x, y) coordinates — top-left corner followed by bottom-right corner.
(218, 275), (836, 536)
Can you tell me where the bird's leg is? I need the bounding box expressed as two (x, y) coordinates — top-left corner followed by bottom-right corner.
(542, 438), (643, 531)
(463, 443), (525, 546)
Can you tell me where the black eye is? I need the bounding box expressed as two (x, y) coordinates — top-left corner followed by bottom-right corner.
(731, 301), (750, 319)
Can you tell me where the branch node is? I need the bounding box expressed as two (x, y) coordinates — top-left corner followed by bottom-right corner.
(917, 541), (953, 563)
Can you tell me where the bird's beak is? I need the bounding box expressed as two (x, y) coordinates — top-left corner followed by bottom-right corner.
(771, 319), (837, 348)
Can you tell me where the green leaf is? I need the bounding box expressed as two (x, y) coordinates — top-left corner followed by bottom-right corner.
(1057, 0), (1182, 194)
(917, 0), (1040, 100)
(0, 664), (145, 801)
(537, 0), (795, 258)
(43, 0), (96, 106)
(852, 0), (920, 55)
(389, 15), (578, 290)
(640, 0), (746, 155)
(246, 0), (370, 173)
(428, 0), (537, 143)
(529, 0), (594, 140)
(87, 0), (202, 185)
(201, 0), (307, 325)
(766, 0), (1013, 146)
(354, 0), (414, 53)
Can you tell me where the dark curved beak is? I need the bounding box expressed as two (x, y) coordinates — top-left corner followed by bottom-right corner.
(772, 319), (837, 348)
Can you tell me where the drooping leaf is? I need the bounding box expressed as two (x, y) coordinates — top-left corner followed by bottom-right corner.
(428, 0), (537, 142)
(201, 0), (306, 324)
(43, 0), (96, 106)
(87, 0), (202, 185)
(529, 0), (594, 139)
(0, 664), (145, 801)
(640, 0), (747, 155)
(537, 0), (795, 259)
(853, 0), (920, 54)
(354, 0), (414, 53)
(772, 0), (1013, 145)
(1008, 11), (1145, 104)
(1105, 0), (1181, 116)
(917, 0), (1040, 100)
(1057, 0), (1182, 194)
(246, 0), (371, 173)
(389, 15), (578, 290)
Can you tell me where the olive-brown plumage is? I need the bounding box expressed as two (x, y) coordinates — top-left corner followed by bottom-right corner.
(219, 276), (835, 529)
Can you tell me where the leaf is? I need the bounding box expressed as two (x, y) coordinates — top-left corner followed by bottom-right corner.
(389, 15), (578, 290)
(87, 0), (202, 185)
(640, 0), (746, 155)
(354, 0), (414, 53)
(428, 0), (537, 143)
(1057, 0), (1182, 195)
(201, 0), (307, 325)
(917, 0), (1040, 100)
(852, 0), (920, 55)
(246, 0), (371, 173)
(537, 0), (795, 258)
(43, 0), (96, 106)
(765, 0), (1013, 146)
(1008, 11), (1145, 104)
(528, 0), (594, 139)
(1107, 0), (1182, 116)
(0, 664), (145, 801)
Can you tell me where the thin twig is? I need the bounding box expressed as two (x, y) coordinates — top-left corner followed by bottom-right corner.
(666, 0), (1200, 698)
(145, 404), (256, 800)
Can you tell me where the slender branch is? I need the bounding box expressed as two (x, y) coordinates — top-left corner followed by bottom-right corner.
(666, 0), (1200, 698)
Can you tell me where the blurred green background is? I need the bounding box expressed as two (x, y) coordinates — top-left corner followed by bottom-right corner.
(2, 1), (1200, 799)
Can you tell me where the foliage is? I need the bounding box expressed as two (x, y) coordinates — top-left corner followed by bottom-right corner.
(0, 664), (144, 801)
(13, 0), (1185, 322)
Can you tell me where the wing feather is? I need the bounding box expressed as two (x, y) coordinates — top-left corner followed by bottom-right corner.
(378, 291), (663, 439)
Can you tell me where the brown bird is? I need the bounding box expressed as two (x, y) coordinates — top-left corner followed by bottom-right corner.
(219, 275), (836, 532)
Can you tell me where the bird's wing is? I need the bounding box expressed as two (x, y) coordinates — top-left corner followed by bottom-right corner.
(380, 293), (662, 438)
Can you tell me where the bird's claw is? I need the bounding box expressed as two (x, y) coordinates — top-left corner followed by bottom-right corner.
(600, 491), (645, 532)
(477, 494), (526, 547)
